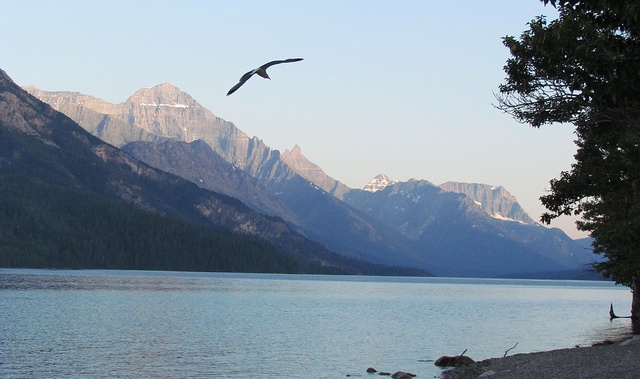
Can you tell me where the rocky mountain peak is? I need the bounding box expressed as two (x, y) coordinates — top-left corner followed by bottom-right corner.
(281, 145), (351, 199)
(117, 82), (234, 144)
(363, 174), (399, 193)
(439, 181), (536, 225)
(1, 69), (62, 140)
(126, 83), (199, 109)
(282, 144), (303, 160)
(0, 68), (13, 85)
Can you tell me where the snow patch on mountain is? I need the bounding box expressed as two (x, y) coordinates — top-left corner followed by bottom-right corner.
(140, 103), (192, 108)
(492, 212), (520, 223)
(363, 174), (399, 193)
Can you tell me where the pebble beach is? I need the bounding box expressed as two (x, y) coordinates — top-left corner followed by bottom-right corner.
(440, 336), (640, 379)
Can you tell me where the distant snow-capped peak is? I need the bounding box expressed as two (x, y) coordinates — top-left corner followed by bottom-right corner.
(363, 174), (398, 193)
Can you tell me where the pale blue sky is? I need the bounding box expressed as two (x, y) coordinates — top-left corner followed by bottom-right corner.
(1, 1), (587, 238)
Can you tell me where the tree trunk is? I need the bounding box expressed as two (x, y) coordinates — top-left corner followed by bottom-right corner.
(632, 277), (640, 334)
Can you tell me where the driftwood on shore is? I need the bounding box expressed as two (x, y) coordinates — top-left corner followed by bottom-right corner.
(609, 303), (632, 319)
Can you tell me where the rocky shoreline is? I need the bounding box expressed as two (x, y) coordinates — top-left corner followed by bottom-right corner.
(440, 336), (640, 379)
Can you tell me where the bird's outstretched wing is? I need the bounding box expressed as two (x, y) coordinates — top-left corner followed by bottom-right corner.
(227, 58), (303, 96)
(259, 58), (304, 70)
(227, 70), (255, 96)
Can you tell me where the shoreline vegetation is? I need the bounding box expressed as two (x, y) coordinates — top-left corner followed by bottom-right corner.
(440, 335), (640, 379)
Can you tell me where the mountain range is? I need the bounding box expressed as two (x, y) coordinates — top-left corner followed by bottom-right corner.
(0, 68), (423, 276)
(21, 78), (600, 278)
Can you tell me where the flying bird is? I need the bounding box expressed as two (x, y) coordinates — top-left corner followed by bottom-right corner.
(227, 58), (303, 96)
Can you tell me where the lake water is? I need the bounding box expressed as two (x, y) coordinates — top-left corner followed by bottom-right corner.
(0, 269), (634, 378)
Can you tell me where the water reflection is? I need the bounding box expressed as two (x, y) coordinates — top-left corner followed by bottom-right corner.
(0, 270), (217, 291)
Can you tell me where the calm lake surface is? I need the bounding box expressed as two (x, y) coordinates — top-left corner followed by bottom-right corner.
(0, 269), (634, 378)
